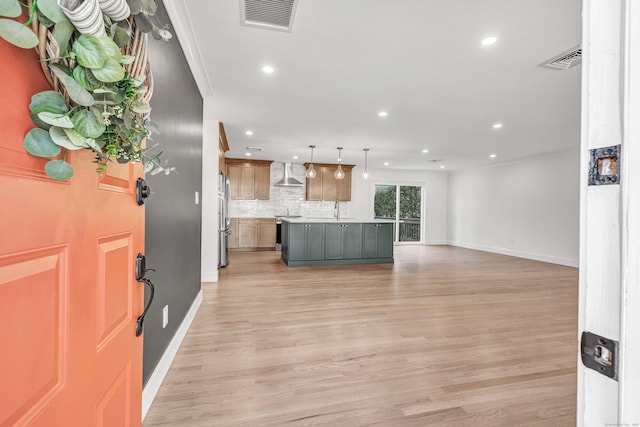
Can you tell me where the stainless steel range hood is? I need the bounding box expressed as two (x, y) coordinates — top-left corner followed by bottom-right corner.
(275, 162), (304, 187)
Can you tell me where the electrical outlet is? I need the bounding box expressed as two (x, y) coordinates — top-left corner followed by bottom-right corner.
(162, 305), (168, 328)
(194, 191), (200, 205)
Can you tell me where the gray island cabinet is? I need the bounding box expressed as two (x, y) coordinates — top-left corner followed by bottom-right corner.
(281, 219), (394, 266)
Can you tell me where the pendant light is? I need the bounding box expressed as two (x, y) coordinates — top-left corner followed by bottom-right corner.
(306, 145), (317, 179)
(334, 147), (345, 180)
(362, 148), (370, 179)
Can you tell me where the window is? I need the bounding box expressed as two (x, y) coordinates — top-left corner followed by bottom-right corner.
(374, 184), (422, 243)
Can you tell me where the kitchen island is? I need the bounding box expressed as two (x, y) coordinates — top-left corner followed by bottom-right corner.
(281, 218), (394, 266)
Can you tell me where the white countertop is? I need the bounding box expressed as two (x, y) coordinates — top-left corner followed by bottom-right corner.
(282, 217), (394, 224)
(231, 216), (275, 219)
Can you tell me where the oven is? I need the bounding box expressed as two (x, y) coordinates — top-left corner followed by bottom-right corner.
(275, 216), (282, 250)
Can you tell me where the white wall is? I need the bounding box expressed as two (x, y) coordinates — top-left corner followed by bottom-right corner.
(350, 167), (449, 244)
(448, 148), (580, 266)
(200, 97), (219, 282)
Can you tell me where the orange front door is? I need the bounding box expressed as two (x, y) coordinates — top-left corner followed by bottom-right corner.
(0, 40), (144, 426)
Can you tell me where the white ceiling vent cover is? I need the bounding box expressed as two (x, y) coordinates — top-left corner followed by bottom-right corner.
(541, 45), (582, 70)
(240, 0), (299, 32)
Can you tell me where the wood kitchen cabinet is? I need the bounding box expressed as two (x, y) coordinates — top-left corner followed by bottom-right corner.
(238, 220), (257, 248)
(325, 223), (362, 260)
(219, 123), (229, 173)
(226, 158), (273, 200)
(254, 164), (270, 200)
(320, 168), (336, 201)
(257, 220), (276, 248)
(336, 169), (352, 201)
(281, 220), (393, 266)
(362, 223), (394, 259)
(286, 223), (326, 261)
(304, 163), (354, 201)
(228, 218), (238, 249)
(306, 172), (324, 200)
(232, 218), (276, 250)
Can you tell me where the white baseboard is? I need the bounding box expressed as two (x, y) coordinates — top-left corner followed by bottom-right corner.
(201, 271), (218, 282)
(449, 241), (579, 268)
(424, 240), (448, 245)
(142, 289), (203, 421)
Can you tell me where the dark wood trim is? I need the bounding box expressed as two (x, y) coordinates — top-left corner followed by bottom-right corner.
(303, 162), (355, 171)
(219, 122), (230, 152)
(226, 158), (274, 167)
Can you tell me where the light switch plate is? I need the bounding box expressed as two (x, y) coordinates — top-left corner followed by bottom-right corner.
(162, 305), (168, 328)
(195, 191), (200, 205)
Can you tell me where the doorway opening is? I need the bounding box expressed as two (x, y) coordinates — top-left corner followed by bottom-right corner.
(373, 184), (423, 244)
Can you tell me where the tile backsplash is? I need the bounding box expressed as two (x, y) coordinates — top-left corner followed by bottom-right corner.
(228, 163), (350, 218)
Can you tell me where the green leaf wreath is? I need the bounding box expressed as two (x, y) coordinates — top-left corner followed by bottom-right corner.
(0, 0), (175, 180)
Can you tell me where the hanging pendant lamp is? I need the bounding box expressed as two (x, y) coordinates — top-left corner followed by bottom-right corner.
(334, 147), (345, 180)
(306, 145), (317, 179)
(362, 148), (370, 179)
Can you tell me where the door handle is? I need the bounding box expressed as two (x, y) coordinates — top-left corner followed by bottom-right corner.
(134, 253), (156, 337)
(136, 178), (151, 206)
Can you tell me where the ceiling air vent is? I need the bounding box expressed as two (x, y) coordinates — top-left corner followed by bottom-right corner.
(240, 0), (299, 32)
(541, 45), (582, 70)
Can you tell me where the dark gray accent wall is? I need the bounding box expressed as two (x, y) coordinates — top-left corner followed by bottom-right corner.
(142, 0), (203, 385)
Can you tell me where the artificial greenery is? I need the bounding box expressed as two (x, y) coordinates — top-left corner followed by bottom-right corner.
(0, 0), (173, 180)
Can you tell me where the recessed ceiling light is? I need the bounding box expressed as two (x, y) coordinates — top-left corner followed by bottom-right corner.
(378, 111), (388, 117)
(245, 152), (251, 156)
(482, 36), (497, 46)
(384, 162), (389, 166)
(490, 154), (497, 158)
(493, 123), (503, 129)
(245, 130), (254, 136)
(292, 155), (299, 160)
(440, 165), (446, 169)
(421, 149), (429, 154)
(262, 65), (274, 74)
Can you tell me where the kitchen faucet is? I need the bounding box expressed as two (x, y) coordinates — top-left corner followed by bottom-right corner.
(334, 201), (340, 220)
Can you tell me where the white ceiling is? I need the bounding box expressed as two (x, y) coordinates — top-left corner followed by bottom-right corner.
(180, 0), (582, 172)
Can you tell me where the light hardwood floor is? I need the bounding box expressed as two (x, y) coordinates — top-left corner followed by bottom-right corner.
(143, 245), (578, 426)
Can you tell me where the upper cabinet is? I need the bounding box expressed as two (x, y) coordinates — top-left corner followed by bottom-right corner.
(226, 158), (273, 200)
(219, 123), (229, 174)
(304, 163), (354, 201)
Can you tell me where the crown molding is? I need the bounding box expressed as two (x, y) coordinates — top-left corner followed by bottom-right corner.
(163, 0), (213, 97)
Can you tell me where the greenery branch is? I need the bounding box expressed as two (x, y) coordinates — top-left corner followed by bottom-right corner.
(0, 0), (174, 180)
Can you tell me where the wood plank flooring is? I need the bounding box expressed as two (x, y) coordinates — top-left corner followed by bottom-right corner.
(143, 245), (578, 426)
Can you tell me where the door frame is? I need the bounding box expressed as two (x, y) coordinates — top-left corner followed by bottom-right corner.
(619, 0), (640, 421)
(371, 181), (425, 245)
(578, 0), (640, 424)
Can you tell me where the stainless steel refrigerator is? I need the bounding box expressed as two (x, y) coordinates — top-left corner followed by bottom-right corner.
(218, 174), (230, 268)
